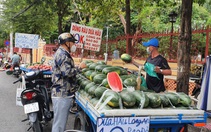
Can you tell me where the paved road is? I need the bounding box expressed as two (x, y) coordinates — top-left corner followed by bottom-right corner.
(0, 70), (74, 132)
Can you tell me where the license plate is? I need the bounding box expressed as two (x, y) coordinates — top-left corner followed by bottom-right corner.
(24, 102), (39, 114)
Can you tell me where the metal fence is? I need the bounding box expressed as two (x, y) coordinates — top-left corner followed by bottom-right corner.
(43, 26), (211, 63)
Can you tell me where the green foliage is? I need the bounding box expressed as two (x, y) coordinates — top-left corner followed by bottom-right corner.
(0, 0), (210, 53)
(192, 3), (210, 27)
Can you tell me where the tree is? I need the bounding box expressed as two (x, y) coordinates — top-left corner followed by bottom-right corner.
(176, 0), (193, 94)
(125, 0), (132, 55)
(53, 0), (72, 34)
(0, 0), (58, 42)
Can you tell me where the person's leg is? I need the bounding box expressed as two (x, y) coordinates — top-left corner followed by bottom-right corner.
(51, 97), (73, 132)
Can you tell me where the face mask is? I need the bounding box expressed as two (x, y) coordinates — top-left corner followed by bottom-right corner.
(146, 47), (151, 54)
(71, 45), (77, 52)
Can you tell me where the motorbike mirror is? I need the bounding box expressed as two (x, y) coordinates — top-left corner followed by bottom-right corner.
(41, 57), (46, 64)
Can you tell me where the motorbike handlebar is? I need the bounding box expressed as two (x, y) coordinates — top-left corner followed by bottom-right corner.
(13, 78), (21, 84)
(12, 68), (51, 84)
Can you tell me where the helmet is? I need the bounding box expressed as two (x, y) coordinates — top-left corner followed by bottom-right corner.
(58, 33), (77, 44)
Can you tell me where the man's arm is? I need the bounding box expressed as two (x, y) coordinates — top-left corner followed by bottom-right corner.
(159, 68), (172, 75)
(154, 58), (172, 75)
(60, 60), (78, 78)
(131, 59), (142, 68)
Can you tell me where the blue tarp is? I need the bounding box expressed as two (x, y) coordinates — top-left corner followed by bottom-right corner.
(197, 56), (211, 111)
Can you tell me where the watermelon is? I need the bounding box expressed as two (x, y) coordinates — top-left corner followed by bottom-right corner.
(89, 71), (100, 81)
(159, 94), (170, 107)
(80, 91), (90, 99)
(120, 74), (137, 81)
(84, 70), (94, 79)
(146, 92), (161, 108)
(90, 98), (112, 110)
(102, 105), (112, 110)
(93, 74), (107, 84)
(80, 80), (92, 89)
(85, 62), (93, 68)
(102, 67), (122, 75)
(132, 90), (149, 108)
(89, 63), (99, 70)
(82, 60), (94, 64)
(78, 90), (86, 95)
(76, 75), (84, 85)
(95, 65), (110, 72)
(177, 92), (192, 107)
(121, 53), (132, 63)
(120, 89), (136, 108)
(94, 86), (108, 98)
(102, 78), (110, 88)
(90, 97), (99, 106)
(114, 66), (128, 75)
(123, 77), (137, 88)
(165, 92), (180, 106)
(81, 68), (89, 73)
(87, 85), (97, 97)
(103, 90), (120, 107)
(84, 82), (95, 92)
(96, 61), (106, 65)
(107, 72), (123, 92)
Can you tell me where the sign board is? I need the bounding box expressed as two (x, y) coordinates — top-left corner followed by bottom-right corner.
(15, 33), (39, 49)
(70, 23), (103, 52)
(97, 116), (150, 132)
(4, 40), (10, 46)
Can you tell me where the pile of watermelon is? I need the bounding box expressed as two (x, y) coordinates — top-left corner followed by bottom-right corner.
(27, 64), (52, 71)
(76, 60), (193, 110)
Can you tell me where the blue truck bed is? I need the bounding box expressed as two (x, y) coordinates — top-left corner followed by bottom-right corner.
(75, 91), (207, 132)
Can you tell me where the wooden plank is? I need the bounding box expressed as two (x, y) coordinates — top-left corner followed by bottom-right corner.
(111, 59), (125, 66)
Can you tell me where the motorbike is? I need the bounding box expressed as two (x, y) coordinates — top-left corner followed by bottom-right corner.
(3, 61), (11, 69)
(13, 69), (53, 132)
(13, 64), (22, 78)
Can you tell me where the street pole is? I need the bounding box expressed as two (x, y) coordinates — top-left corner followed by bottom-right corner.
(9, 30), (13, 58)
(104, 26), (109, 64)
(168, 11), (177, 60)
(169, 22), (174, 60)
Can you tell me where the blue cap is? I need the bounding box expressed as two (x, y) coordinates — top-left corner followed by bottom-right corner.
(143, 38), (159, 47)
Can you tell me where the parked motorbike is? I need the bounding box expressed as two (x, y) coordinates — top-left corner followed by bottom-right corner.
(3, 61), (11, 69)
(13, 65), (22, 78)
(13, 58), (53, 132)
(191, 77), (202, 99)
(190, 72), (203, 99)
(0, 58), (3, 67)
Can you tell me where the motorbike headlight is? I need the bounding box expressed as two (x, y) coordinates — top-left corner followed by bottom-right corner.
(15, 67), (20, 70)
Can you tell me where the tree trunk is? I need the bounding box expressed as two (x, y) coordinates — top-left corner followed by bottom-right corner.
(176, 0), (193, 94)
(58, 12), (63, 34)
(125, 0), (132, 55)
(118, 14), (126, 33)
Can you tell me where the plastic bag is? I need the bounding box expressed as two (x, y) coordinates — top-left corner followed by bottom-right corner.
(140, 76), (147, 87)
(16, 76), (26, 106)
(138, 76), (148, 91)
(144, 62), (159, 79)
